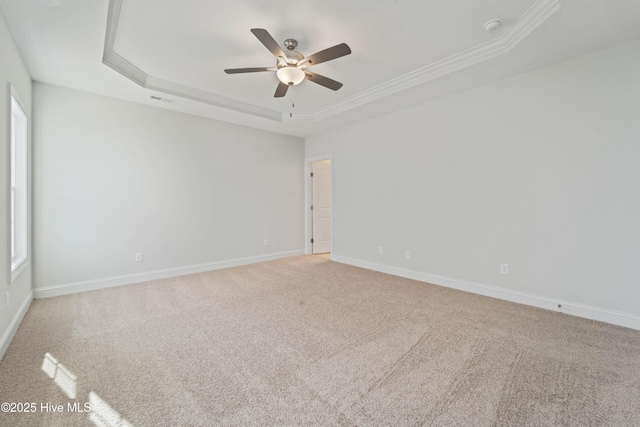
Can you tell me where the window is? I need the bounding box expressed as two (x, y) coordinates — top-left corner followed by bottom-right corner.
(10, 91), (28, 278)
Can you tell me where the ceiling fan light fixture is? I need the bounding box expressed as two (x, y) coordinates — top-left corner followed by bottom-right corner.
(277, 66), (305, 86)
(225, 29), (351, 97)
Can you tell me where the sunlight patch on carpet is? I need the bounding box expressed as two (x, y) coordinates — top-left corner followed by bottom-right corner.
(41, 352), (77, 399)
(89, 391), (134, 427)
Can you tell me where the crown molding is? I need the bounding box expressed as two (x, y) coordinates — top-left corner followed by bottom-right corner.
(103, 0), (559, 123)
(142, 76), (282, 120)
(311, 0), (560, 121)
(102, 0), (281, 121)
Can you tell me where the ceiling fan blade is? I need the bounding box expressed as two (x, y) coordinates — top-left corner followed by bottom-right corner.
(274, 82), (289, 97)
(251, 28), (286, 61)
(299, 43), (351, 67)
(304, 71), (343, 91)
(224, 67), (276, 74)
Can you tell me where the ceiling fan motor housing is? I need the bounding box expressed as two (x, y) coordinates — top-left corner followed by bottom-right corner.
(284, 38), (298, 50)
(281, 50), (303, 66)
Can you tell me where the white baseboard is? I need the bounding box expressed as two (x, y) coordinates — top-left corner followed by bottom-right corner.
(34, 250), (304, 299)
(331, 255), (640, 331)
(0, 290), (33, 360)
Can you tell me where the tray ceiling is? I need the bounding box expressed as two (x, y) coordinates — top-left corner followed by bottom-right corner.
(1, 0), (640, 136)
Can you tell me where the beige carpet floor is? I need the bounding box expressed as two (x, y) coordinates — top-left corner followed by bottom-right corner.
(1, 255), (639, 426)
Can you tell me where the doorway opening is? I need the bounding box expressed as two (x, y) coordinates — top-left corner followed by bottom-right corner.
(306, 157), (332, 255)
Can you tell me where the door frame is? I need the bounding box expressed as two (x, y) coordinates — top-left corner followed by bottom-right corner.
(305, 154), (333, 255)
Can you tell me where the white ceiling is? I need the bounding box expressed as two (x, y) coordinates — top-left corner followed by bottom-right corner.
(2, 0), (640, 137)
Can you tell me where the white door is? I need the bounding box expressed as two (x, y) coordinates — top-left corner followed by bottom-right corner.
(311, 160), (331, 254)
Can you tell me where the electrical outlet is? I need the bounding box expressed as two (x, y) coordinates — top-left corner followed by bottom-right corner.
(500, 263), (509, 274)
(135, 253), (143, 263)
(378, 246), (383, 255)
(405, 250), (411, 259)
(264, 239), (269, 247)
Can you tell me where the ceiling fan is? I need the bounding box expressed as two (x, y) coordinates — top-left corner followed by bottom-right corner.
(224, 28), (352, 98)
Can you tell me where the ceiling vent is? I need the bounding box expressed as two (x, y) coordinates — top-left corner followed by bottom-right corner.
(150, 95), (175, 103)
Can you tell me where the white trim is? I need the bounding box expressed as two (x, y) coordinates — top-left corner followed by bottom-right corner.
(102, 0), (281, 122)
(143, 76), (282, 120)
(10, 260), (29, 284)
(305, 155), (333, 255)
(102, 0), (559, 122)
(33, 250), (304, 299)
(331, 255), (640, 331)
(7, 83), (30, 285)
(312, 0), (560, 121)
(283, 111), (315, 122)
(0, 290), (33, 360)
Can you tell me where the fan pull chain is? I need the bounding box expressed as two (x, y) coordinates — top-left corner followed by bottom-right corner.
(290, 84), (295, 118)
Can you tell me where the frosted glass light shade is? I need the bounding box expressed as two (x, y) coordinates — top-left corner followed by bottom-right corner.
(277, 66), (305, 85)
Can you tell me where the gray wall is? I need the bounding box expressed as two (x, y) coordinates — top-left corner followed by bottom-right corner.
(33, 83), (304, 294)
(0, 10), (32, 357)
(306, 39), (640, 328)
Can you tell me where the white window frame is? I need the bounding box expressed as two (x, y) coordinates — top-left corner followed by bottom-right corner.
(9, 84), (29, 282)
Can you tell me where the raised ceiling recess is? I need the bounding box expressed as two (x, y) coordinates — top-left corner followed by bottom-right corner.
(102, 0), (560, 123)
